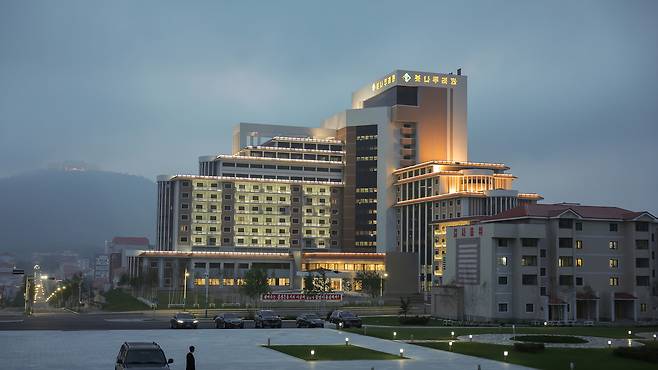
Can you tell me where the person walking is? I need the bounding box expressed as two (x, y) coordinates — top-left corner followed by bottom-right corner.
(186, 346), (195, 370)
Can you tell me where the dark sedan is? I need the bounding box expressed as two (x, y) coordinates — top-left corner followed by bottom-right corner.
(170, 312), (198, 329)
(214, 313), (244, 329)
(296, 313), (325, 328)
(329, 310), (362, 328)
(254, 310), (282, 328)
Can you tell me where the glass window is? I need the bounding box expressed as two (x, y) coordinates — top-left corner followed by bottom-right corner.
(522, 274), (538, 285)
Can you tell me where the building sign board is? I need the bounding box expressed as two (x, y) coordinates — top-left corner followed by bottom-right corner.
(371, 70), (459, 92)
(261, 293), (342, 302)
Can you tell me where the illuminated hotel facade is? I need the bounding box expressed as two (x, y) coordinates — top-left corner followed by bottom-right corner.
(137, 68), (540, 295)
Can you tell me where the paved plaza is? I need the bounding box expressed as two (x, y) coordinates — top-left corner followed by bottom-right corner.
(0, 328), (532, 370)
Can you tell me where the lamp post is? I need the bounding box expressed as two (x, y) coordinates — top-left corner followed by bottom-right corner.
(204, 272), (209, 318)
(380, 273), (388, 298)
(183, 269), (190, 308)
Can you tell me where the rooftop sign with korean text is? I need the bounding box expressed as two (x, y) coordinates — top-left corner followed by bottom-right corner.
(371, 70), (460, 92)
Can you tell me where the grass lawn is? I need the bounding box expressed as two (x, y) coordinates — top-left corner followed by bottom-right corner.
(511, 335), (588, 344)
(264, 345), (405, 361)
(361, 316), (445, 326)
(416, 341), (656, 370)
(345, 325), (658, 340)
(102, 289), (150, 311)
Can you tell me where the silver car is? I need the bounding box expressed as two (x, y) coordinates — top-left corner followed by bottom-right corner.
(115, 342), (173, 370)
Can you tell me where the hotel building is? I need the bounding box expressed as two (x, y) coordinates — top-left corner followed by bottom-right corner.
(433, 204), (658, 322)
(135, 68), (541, 297)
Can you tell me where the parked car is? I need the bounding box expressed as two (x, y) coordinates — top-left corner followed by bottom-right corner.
(329, 310), (362, 328)
(214, 313), (244, 329)
(254, 310), (282, 328)
(296, 313), (324, 328)
(115, 342), (173, 370)
(169, 312), (198, 329)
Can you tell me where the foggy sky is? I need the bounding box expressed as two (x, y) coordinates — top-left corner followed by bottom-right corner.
(1, 0), (657, 214)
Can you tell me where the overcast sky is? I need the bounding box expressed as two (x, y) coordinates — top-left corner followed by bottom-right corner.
(1, 0), (657, 213)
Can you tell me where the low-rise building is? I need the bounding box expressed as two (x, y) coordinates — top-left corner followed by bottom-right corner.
(433, 203), (658, 322)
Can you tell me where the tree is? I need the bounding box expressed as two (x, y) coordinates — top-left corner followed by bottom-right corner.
(341, 278), (352, 292)
(240, 269), (270, 306)
(303, 273), (317, 295)
(118, 273), (130, 287)
(399, 297), (410, 318)
(355, 270), (381, 298)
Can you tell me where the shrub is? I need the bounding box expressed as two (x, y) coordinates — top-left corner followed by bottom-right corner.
(513, 342), (545, 353)
(398, 316), (430, 325)
(613, 345), (658, 363)
(511, 335), (587, 344)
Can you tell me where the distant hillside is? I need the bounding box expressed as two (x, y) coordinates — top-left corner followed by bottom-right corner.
(0, 169), (155, 258)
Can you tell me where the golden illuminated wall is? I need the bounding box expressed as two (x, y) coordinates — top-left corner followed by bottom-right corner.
(189, 180), (223, 246)
(432, 220), (471, 279)
(233, 182), (291, 248)
(301, 185), (331, 248)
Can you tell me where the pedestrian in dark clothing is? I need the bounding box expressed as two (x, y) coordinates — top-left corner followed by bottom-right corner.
(186, 346), (195, 370)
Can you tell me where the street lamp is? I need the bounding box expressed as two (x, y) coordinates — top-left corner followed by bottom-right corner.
(503, 351), (509, 361)
(399, 348), (404, 358)
(183, 269), (190, 307)
(449, 341), (453, 351)
(380, 273), (388, 298)
(393, 331), (397, 339)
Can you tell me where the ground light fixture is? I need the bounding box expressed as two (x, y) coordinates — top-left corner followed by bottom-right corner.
(469, 334), (473, 342)
(310, 349), (315, 359)
(451, 331), (455, 338)
(503, 351), (509, 361)
(393, 331), (397, 339)
(653, 333), (656, 340)
(543, 321), (548, 326)
(399, 348), (404, 358)
(449, 341), (453, 351)
(607, 340), (612, 348)
(345, 337), (349, 346)
(628, 330), (632, 336)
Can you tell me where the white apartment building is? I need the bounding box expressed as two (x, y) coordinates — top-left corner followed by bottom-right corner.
(434, 203), (658, 322)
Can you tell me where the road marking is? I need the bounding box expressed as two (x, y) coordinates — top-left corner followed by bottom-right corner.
(0, 320), (24, 323)
(104, 318), (146, 322)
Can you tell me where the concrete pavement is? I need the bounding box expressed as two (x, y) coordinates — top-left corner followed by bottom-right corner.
(0, 328), (533, 370)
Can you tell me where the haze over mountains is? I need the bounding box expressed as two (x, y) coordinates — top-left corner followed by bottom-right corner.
(0, 169), (155, 258)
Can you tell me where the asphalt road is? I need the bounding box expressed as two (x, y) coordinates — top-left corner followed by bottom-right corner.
(0, 311), (328, 330)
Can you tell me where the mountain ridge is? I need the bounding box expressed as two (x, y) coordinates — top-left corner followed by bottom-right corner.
(0, 169), (156, 258)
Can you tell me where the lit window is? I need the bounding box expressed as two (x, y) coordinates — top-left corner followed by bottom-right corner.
(609, 277), (619, 286)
